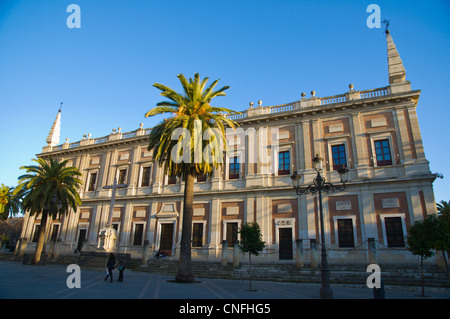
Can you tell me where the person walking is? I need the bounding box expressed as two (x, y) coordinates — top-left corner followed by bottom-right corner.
(117, 256), (125, 282)
(104, 253), (116, 283)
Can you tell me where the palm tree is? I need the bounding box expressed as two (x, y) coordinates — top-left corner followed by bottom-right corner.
(15, 158), (82, 264)
(0, 184), (21, 220)
(436, 200), (450, 271)
(437, 200), (450, 220)
(145, 73), (239, 282)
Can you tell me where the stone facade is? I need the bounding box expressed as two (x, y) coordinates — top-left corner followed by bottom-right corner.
(19, 31), (439, 265)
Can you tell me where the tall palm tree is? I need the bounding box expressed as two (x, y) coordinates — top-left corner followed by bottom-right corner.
(0, 184), (21, 220)
(436, 200), (450, 271)
(437, 200), (450, 220)
(15, 158), (82, 264)
(145, 73), (239, 282)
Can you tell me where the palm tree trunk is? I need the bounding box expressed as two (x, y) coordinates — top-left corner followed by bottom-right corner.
(33, 211), (48, 265)
(176, 171), (195, 283)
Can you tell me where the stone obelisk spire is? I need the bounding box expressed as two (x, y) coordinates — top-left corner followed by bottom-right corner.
(46, 103), (62, 147)
(385, 25), (411, 93)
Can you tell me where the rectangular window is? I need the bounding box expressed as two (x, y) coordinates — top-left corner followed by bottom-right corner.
(133, 224), (144, 246)
(192, 223), (203, 248)
(50, 224), (60, 242)
(168, 174), (177, 185)
(374, 139), (392, 166)
(141, 166), (151, 187)
(331, 144), (347, 170)
(229, 157), (240, 179)
(385, 217), (405, 247)
(226, 222), (238, 247)
(118, 169), (127, 184)
(197, 174), (207, 182)
(337, 219), (355, 248)
(278, 151), (290, 175)
(88, 172), (97, 191)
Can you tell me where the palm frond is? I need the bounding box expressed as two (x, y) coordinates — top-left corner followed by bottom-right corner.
(145, 106), (179, 118)
(146, 73), (238, 177)
(16, 157), (83, 218)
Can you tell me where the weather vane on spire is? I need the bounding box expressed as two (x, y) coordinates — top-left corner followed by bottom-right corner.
(59, 102), (63, 112)
(382, 19), (390, 34)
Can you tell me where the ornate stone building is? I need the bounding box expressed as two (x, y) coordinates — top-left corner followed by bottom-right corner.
(19, 31), (439, 264)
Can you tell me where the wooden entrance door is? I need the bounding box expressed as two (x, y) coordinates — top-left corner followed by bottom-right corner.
(337, 219), (355, 248)
(385, 217), (405, 247)
(279, 228), (293, 260)
(160, 223), (174, 256)
(226, 222), (238, 248)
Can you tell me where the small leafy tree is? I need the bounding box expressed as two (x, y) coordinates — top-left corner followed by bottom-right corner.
(239, 222), (265, 291)
(406, 215), (440, 297)
(0, 217), (23, 251)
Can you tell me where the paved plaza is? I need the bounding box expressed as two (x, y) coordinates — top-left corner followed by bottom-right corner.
(1, 261), (449, 300)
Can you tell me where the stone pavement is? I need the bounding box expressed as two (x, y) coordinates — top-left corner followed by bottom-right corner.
(1, 261), (449, 300)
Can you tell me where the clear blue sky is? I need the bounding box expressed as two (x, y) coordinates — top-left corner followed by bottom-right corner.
(0, 0), (449, 203)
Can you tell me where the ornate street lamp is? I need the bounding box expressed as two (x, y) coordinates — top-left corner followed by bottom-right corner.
(291, 154), (349, 299)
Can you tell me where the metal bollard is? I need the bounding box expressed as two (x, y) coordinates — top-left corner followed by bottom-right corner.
(22, 254), (29, 265)
(221, 240), (228, 267)
(373, 278), (385, 299)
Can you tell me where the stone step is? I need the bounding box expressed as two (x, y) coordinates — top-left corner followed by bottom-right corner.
(131, 259), (450, 289)
(3, 252), (446, 289)
(141, 260), (446, 276)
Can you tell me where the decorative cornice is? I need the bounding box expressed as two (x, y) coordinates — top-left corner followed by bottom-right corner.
(38, 87), (421, 158)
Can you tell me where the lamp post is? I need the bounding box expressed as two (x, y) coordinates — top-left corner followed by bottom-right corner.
(291, 154), (349, 299)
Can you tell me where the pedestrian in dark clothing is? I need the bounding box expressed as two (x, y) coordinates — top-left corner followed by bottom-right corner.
(104, 253), (116, 283)
(154, 248), (165, 259)
(117, 257), (125, 282)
